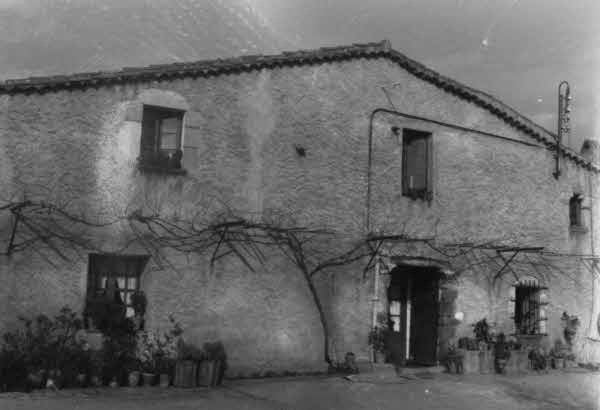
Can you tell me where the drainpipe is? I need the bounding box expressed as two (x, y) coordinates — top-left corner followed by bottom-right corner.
(371, 258), (380, 362)
(372, 258), (380, 328)
(587, 170), (597, 339)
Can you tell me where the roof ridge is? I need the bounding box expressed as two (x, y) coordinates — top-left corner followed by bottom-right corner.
(0, 40), (390, 87)
(1, 39), (597, 173)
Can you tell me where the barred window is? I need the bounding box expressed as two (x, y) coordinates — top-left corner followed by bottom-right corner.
(514, 279), (547, 335)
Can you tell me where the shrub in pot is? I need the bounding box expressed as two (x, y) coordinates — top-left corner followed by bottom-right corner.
(472, 318), (492, 345)
(136, 332), (157, 386)
(550, 339), (567, 369)
(127, 359), (141, 387)
(528, 347), (548, 371)
(199, 341), (227, 387)
(1, 307), (91, 391)
(493, 333), (511, 374)
(443, 342), (464, 374)
(562, 312), (580, 348)
(368, 312), (389, 363)
(130, 291), (147, 331)
(175, 340), (204, 387)
(136, 317), (182, 387)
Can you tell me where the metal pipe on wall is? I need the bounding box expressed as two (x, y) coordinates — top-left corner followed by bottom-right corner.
(365, 108), (545, 232)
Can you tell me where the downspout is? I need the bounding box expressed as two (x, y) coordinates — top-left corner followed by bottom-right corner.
(587, 170), (597, 339)
(371, 258), (380, 362)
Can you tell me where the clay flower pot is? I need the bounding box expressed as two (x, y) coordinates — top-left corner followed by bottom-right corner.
(552, 358), (565, 369)
(128, 371), (140, 387)
(142, 372), (155, 387)
(495, 359), (508, 374)
(76, 373), (87, 387)
(374, 351), (386, 364)
(27, 371), (44, 389)
(90, 375), (102, 387)
(159, 373), (170, 387)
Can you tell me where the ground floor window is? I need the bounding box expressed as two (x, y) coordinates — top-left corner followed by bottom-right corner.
(86, 253), (149, 319)
(514, 279), (547, 335)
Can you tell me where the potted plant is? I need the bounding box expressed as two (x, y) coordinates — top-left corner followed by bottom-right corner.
(175, 340), (204, 387)
(562, 312), (580, 348)
(156, 354), (173, 387)
(136, 331), (158, 386)
(75, 345), (91, 387)
(46, 368), (63, 389)
(109, 376), (119, 388)
(130, 291), (147, 331)
(444, 342), (464, 374)
(155, 317), (181, 387)
(127, 359), (141, 387)
(26, 368), (46, 390)
(550, 339), (566, 369)
(472, 318), (492, 345)
(528, 347), (548, 371)
(368, 312), (389, 363)
(199, 341), (227, 387)
(493, 333), (511, 374)
(472, 318), (494, 373)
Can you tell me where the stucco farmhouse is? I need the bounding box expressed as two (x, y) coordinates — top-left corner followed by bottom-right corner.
(1, 40), (600, 376)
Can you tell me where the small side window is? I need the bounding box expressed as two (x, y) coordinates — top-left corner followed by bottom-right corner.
(569, 194), (583, 227)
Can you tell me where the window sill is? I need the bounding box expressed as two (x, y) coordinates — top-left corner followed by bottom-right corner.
(402, 191), (433, 202)
(512, 333), (548, 340)
(138, 165), (188, 176)
(569, 225), (588, 234)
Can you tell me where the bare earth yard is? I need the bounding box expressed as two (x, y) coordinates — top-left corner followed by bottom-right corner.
(1, 369), (599, 410)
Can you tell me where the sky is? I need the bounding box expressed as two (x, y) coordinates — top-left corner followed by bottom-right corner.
(0, 0), (598, 150)
(249, 0), (600, 150)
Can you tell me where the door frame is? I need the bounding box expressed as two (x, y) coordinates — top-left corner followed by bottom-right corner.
(387, 265), (441, 365)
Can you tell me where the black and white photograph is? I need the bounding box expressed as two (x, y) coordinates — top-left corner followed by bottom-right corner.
(0, 1), (599, 409)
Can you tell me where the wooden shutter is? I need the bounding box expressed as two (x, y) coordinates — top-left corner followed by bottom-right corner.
(402, 129), (431, 198)
(141, 107), (161, 158)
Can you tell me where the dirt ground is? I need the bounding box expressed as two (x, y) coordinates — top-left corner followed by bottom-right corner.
(1, 369), (599, 410)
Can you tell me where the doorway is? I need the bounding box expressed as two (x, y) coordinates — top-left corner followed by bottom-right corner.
(387, 265), (440, 366)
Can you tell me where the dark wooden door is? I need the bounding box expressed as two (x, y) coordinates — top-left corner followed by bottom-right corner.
(409, 275), (439, 365)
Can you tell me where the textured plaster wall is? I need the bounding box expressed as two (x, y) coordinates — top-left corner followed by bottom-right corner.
(1, 56), (599, 372)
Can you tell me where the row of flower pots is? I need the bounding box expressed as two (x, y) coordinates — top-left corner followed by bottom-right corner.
(127, 371), (170, 387)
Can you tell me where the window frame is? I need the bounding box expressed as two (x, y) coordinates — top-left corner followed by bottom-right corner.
(401, 128), (433, 201)
(139, 104), (185, 173)
(513, 283), (547, 336)
(569, 194), (583, 227)
(85, 253), (149, 324)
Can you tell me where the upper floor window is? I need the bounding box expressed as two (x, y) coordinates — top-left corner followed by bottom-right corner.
(402, 129), (432, 200)
(139, 105), (184, 172)
(569, 194), (583, 227)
